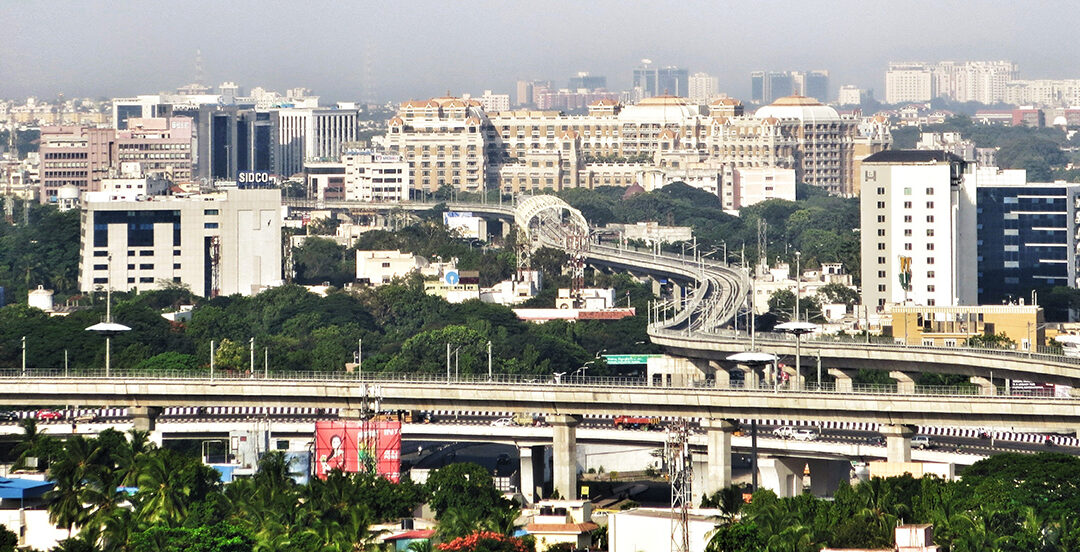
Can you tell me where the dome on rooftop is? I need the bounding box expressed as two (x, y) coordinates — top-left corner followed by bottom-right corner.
(754, 95), (839, 123)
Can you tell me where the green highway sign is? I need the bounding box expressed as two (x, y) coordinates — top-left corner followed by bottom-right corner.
(602, 354), (662, 365)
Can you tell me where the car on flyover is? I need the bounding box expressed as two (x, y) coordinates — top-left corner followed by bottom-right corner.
(491, 418), (514, 427)
(37, 409), (63, 421)
(792, 428), (820, 441)
(0, 411), (19, 422)
(772, 426), (796, 439)
(912, 435), (933, 449)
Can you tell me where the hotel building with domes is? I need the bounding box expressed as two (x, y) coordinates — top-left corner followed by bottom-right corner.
(377, 94), (889, 198)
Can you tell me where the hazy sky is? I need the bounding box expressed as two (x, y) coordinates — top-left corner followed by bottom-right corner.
(4, 0), (1080, 103)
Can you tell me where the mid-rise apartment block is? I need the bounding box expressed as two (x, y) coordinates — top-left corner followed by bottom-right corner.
(688, 73), (720, 103)
(342, 151), (410, 202)
(885, 61), (1018, 104)
(79, 188), (282, 297)
(38, 126), (116, 203)
(860, 150), (978, 311)
(382, 97), (487, 193)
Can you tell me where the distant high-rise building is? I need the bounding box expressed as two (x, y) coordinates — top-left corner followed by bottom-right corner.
(633, 62), (688, 97)
(885, 61), (1017, 104)
(797, 70), (829, 102)
(751, 71), (766, 103)
(838, 85), (863, 106)
(688, 73), (720, 103)
(752, 71), (824, 103)
(767, 73), (793, 101)
(515, 80), (551, 107)
(38, 126), (116, 203)
(568, 72), (606, 90)
(465, 90), (510, 112)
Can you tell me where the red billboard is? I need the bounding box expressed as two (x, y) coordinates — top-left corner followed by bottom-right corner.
(315, 420), (402, 482)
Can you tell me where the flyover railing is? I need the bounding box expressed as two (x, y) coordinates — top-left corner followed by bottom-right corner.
(656, 328), (1080, 368)
(2, 369), (1075, 399)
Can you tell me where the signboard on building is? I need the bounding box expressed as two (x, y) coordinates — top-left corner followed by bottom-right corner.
(603, 354), (663, 365)
(314, 420), (402, 481)
(443, 211), (483, 239)
(237, 171), (277, 189)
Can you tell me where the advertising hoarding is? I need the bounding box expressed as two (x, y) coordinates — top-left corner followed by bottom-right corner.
(314, 420), (402, 481)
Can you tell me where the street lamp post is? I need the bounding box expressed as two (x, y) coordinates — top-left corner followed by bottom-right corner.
(794, 251), (801, 322)
(487, 340), (492, 380)
(86, 257), (130, 377)
(775, 321), (817, 390)
(21, 336), (26, 377)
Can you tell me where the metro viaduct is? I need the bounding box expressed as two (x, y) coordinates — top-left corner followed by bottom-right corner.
(3, 376), (1079, 499)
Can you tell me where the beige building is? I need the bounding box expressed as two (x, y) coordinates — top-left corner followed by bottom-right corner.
(79, 188), (282, 297)
(526, 500), (598, 552)
(888, 304), (1044, 349)
(342, 151), (410, 202)
(379, 94), (888, 197)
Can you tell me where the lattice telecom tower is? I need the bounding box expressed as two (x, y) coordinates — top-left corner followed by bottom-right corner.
(667, 421), (692, 552)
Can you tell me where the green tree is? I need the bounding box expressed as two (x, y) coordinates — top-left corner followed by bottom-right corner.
(706, 521), (766, 552)
(131, 522), (254, 552)
(0, 523), (16, 552)
(135, 351), (201, 372)
(963, 331), (1016, 349)
(425, 463), (508, 522)
(817, 283), (860, 307)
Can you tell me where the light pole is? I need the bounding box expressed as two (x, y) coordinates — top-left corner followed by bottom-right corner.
(86, 257), (130, 377)
(794, 251), (801, 322)
(21, 336), (26, 376)
(249, 337), (255, 377)
(210, 340), (215, 381)
(775, 321), (817, 390)
(487, 340), (492, 380)
(357, 338), (363, 380)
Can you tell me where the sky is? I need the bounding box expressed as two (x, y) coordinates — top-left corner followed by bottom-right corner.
(3, 0), (1080, 103)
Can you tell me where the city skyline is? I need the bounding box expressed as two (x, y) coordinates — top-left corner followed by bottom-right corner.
(5, 0), (1080, 103)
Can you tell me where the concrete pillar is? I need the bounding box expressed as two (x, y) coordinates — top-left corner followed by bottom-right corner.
(518, 445), (545, 505)
(691, 453), (709, 505)
(711, 362), (731, 389)
(702, 419), (736, 497)
(828, 368), (857, 393)
(129, 407), (162, 432)
(889, 371), (918, 394)
(779, 365), (805, 390)
(880, 424), (915, 463)
(734, 365), (762, 389)
(969, 376), (995, 396)
(672, 281), (684, 310)
(807, 459), (851, 497)
(547, 414), (581, 500)
(651, 277), (662, 298)
(757, 457), (805, 498)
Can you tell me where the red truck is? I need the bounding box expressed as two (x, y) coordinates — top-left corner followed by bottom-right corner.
(614, 416), (659, 430)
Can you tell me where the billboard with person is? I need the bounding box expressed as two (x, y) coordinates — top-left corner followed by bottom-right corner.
(314, 420), (401, 481)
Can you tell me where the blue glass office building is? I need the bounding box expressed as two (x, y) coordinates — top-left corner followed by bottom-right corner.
(977, 183), (1080, 304)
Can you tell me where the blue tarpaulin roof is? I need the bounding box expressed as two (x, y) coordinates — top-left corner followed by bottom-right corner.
(0, 478), (54, 499)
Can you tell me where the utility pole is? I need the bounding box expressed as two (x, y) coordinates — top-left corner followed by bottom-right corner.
(249, 337), (255, 376)
(487, 340), (492, 380)
(210, 340), (215, 381)
(667, 421), (691, 552)
(357, 338), (363, 380)
(21, 336), (26, 376)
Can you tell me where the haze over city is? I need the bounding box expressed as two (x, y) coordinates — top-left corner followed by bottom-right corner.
(5, 0), (1080, 101)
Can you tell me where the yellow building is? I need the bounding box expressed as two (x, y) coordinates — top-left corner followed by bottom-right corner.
(887, 304), (1044, 349)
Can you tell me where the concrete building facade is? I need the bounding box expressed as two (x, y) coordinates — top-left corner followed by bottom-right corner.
(79, 188), (282, 297)
(38, 126), (116, 203)
(860, 150), (978, 312)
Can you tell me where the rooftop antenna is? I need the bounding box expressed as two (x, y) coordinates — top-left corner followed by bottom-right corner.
(194, 49), (206, 86)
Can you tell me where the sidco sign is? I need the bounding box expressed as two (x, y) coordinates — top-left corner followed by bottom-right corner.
(237, 171), (277, 189)
(603, 354), (662, 365)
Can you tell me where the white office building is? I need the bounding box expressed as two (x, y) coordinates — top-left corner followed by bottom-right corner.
(275, 108), (358, 177)
(688, 72), (720, 103)
(343, 151), (410, 202)
(859, 150), (977, 311)
(837, 85), (862, 106)
(885, 62), (935, 104)
(80, 188), (282, 297)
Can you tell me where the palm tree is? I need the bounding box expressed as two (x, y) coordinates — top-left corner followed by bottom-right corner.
(45, 435), (105, 536)
(406, 539), (434, 552)
(113, 428), (153, 487)
(135, 453), (190, 526)
(13, 418), (60, 471)
(436, 507), (482, 542)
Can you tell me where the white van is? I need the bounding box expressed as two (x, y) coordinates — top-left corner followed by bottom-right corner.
(792, 428), (820, 441)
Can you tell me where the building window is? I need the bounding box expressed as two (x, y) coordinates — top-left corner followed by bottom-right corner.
(877, 201), (885, 209)
(878, 257), (886, 264)
(174, 249), (181, 256)
(127, 264), (135, 270)
(928, 299), (936, 306)
(877, 187), (885, 195)
(127, 277), (135, 283)
(904, 229), (912, 236)
(927, 271), (935, 278)
(140, 264), (153, 270)
(904, 215), (912, 223)
(93, 250), (108, 257)
(93, 264), (107, 270)
(927, 257), (935, 264)
(173, 277), (182, 283)
(878, 229), (886, 236)
(204, 209), (219, 215)
(927, 243), (935, 250)
(904, 187), (912, 195)
(128, 250), (136, 256)
(926, 187), (934, 195)
(878, 284), (886, 292)
(93, 277), (108, 284)
(878, 270), (886, 278)
(140, 250), (153, 256)
(139, 277), (154, 283)
(904, 243), (912, 250)
(903, 201), (912, 209)
(204, 222), (219, 229)
(926, 229), (934, 236)
(926, 201), (934, 208)
(878, 243), (886, 250)
(173, 263), (181, 269)
(927, 285), (935, 292)
(877, 215), (886, 223)
(381, 262), (390, 268)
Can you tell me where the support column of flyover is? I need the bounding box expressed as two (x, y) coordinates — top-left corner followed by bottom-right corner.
(880, 424), (916, 463)
(701, 418), (737, 497)
(547, 414), (581, 500)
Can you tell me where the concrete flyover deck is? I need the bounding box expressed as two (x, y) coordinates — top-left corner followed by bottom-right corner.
(4, 374), (1080, 432)
(650, 329), (1080, 387)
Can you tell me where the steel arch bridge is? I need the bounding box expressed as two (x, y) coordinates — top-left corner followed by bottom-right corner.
(513, 195), (748, 332)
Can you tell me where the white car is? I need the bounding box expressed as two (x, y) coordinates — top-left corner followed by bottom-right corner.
(792, 428), (820, 441)
(772, 426), (795, 439)
(912, 435), (932, 449)
(491, 418), (514, 427)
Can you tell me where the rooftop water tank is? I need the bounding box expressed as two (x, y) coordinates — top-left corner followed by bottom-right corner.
(28, 285), (54, 312)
